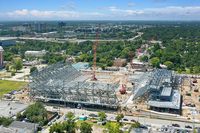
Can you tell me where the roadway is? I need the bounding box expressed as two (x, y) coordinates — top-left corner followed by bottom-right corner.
(41, 106), (200, 133)
(0, 33), (143, 44)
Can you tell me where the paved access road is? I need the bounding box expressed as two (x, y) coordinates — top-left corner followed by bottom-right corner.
(41, 106), (200, 133)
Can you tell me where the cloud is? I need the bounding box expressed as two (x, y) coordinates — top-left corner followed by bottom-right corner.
(108, 6), (143, 15)
(8, 9), (29, 16)
(107, 6), (200, 18)
(4, 6), (200, 20)
(7, 9), (80, 19)
(6, 9), (105, 20)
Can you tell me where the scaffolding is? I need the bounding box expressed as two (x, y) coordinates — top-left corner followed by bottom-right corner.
(29, 61), (119, 108)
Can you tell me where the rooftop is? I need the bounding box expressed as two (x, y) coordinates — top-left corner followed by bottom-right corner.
(0, 46), (4, 51)
(0, 101), (28, 117)
(148, 90), (181, 109)
(161, 86), (172, 97)
(9, 121), (38, 133)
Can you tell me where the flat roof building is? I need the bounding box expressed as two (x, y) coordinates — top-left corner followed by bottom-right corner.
(9, 121), (39, 133)
(25, 50), (46, 57)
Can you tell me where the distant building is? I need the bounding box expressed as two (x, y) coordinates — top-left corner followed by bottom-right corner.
(113, 58), (127, 67)
(131, 59), (146, 72)
(0, 46), (4, 68)
(34, 23), (47, 32)
(12, 26), (27, 32)
(25, 50), (46, 57)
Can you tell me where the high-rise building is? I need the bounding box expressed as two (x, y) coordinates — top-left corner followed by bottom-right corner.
(0, 46), (4, 67)
(34, 23), (47, 32)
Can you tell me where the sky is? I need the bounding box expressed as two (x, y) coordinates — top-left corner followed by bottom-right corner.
(1, 0), (200, 21)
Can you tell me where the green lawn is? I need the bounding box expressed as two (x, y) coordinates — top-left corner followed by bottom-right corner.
(0, 80), (27, 97)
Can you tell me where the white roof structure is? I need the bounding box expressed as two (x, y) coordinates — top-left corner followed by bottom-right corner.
(161, 87), (172, 97)
(25, 50), (46, 57)
(0, 46), (4, 51)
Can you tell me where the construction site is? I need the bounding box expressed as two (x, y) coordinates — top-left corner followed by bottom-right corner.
(27, 29), (200, 119)
(29, 61), (134, 109)
(181, 76), (200, 121)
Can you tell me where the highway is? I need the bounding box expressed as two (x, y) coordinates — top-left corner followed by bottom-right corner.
(0, 34), (142, 44)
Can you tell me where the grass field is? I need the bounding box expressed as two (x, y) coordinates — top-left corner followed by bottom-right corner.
(0, 80), (27, 97)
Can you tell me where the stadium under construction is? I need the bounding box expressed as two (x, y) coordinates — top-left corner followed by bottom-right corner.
(130, 69), (182, 114)
(29, 61), (120, 109)
(29, 61), (182, 114)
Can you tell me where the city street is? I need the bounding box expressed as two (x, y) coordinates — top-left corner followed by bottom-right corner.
(41, 106), (200, 133)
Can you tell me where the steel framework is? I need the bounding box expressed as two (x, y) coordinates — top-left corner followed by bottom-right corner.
(29, 61), (119, 108)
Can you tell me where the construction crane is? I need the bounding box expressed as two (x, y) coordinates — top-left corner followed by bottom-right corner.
(92, 26), (99, 81)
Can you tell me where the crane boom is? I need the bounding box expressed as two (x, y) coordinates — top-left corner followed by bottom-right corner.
(92, 27), (99, 81)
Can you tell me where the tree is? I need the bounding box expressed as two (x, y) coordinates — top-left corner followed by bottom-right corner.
(12, 58), (23, 72)
(115, 114), (124, 123)
(0, 117), (13, 127)
(106, 122), (122, 133)
(80, 122), (92, 133)
(131, 122), (140, 128)
(150, 57), (160, 68)
(140, 55), (148, 62)
(66, 112), (75, 121)
(62, 121), (76, 133)
(23, 102), (48, 126)
(5, 64), (10, 72)
(98, 112), (107, 121)
(49, 121), (77, 133)
(193, 66), (200, 74)
(164, 61), (174, 70)
(49, 123), (63, 133)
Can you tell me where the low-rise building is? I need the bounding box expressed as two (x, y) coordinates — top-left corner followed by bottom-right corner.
(25, 50), (46, 57)
(9, 121), (39, 133)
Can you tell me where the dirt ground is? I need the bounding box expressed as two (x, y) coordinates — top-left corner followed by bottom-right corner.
(181, 78), (200, 120)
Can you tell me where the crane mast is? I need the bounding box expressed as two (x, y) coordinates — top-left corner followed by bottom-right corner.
(92, 27), (99, 81)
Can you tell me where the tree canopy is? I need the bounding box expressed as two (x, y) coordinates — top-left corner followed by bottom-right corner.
(80, 122), (93, 133)
(22, 102), (48, 126)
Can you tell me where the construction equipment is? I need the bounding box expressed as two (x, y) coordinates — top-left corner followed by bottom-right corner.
(92, 26), (99, 81)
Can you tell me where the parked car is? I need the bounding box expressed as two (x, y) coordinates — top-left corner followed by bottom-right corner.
(172, 124), (180, 127)
(185, 125), (192, 129)
(130, 119), (136, 122)
(88, 113), (98, 118)
(123, 118), (128, 121)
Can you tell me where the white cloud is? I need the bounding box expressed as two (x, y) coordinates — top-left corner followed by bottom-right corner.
(108, 6), (143, 16)
(4, 6), (200, 20)
(107, 6), (200, 18)
(8, 9), (29, 16)
(6, 9), (105, 20)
